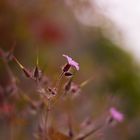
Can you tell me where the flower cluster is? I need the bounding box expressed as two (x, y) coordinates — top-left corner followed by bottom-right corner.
(0, 47), (124, 140)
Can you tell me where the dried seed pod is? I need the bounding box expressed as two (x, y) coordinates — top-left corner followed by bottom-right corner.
(22, 68), (32, 78)
(13, 56), (32, 78)
(48, 88), (56, 95)
(65, 72), (72, 77)
(63, 64), (71, 72)
(34, 66), (39, 79)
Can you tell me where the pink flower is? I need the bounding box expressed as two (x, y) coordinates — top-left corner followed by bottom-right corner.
(63, 54), (79, 71)
(110, 107), (124, 122)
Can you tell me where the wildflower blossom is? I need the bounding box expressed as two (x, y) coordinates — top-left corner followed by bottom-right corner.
(63, 54), (79, 71)
(110, 107), (124, 122)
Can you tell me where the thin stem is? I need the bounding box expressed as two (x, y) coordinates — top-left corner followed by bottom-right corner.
(13, 56), (24, 69)
(75, 124), (103, 140)
(36, 46), (39, 67)
(10, 122), (14, 140)
(44, 99), (50, 140)
(66, 91), (74, 138)
(68, 112), (73, 138)
(55, 71), (64, 89)
(2, 55), (15, 83)
(39, 100), (50, 140)
(40, 111), (46, 140)
(79, 77), (94, 88)
(49, 72), (65, 109)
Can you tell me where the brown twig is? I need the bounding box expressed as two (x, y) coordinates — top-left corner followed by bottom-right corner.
(75, 124), (103, 140)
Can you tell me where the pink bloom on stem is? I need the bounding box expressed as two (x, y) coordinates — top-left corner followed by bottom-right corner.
(110, 107), (124, 122)
(63, 54), (79, 71)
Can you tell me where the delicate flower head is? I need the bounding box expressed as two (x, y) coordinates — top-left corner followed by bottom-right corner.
(110, 107), (124, 122)
(63, 54), (79, 71)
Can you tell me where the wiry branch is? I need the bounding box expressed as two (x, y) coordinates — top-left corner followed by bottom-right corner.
(75, 124), (103, 140)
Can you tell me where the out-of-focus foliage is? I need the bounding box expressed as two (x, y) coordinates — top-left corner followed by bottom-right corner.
(87, 34), (140, 117)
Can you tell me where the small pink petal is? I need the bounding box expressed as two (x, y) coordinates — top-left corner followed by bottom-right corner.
(63, 54), (79, 70)
(110, 107), (124, 122)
